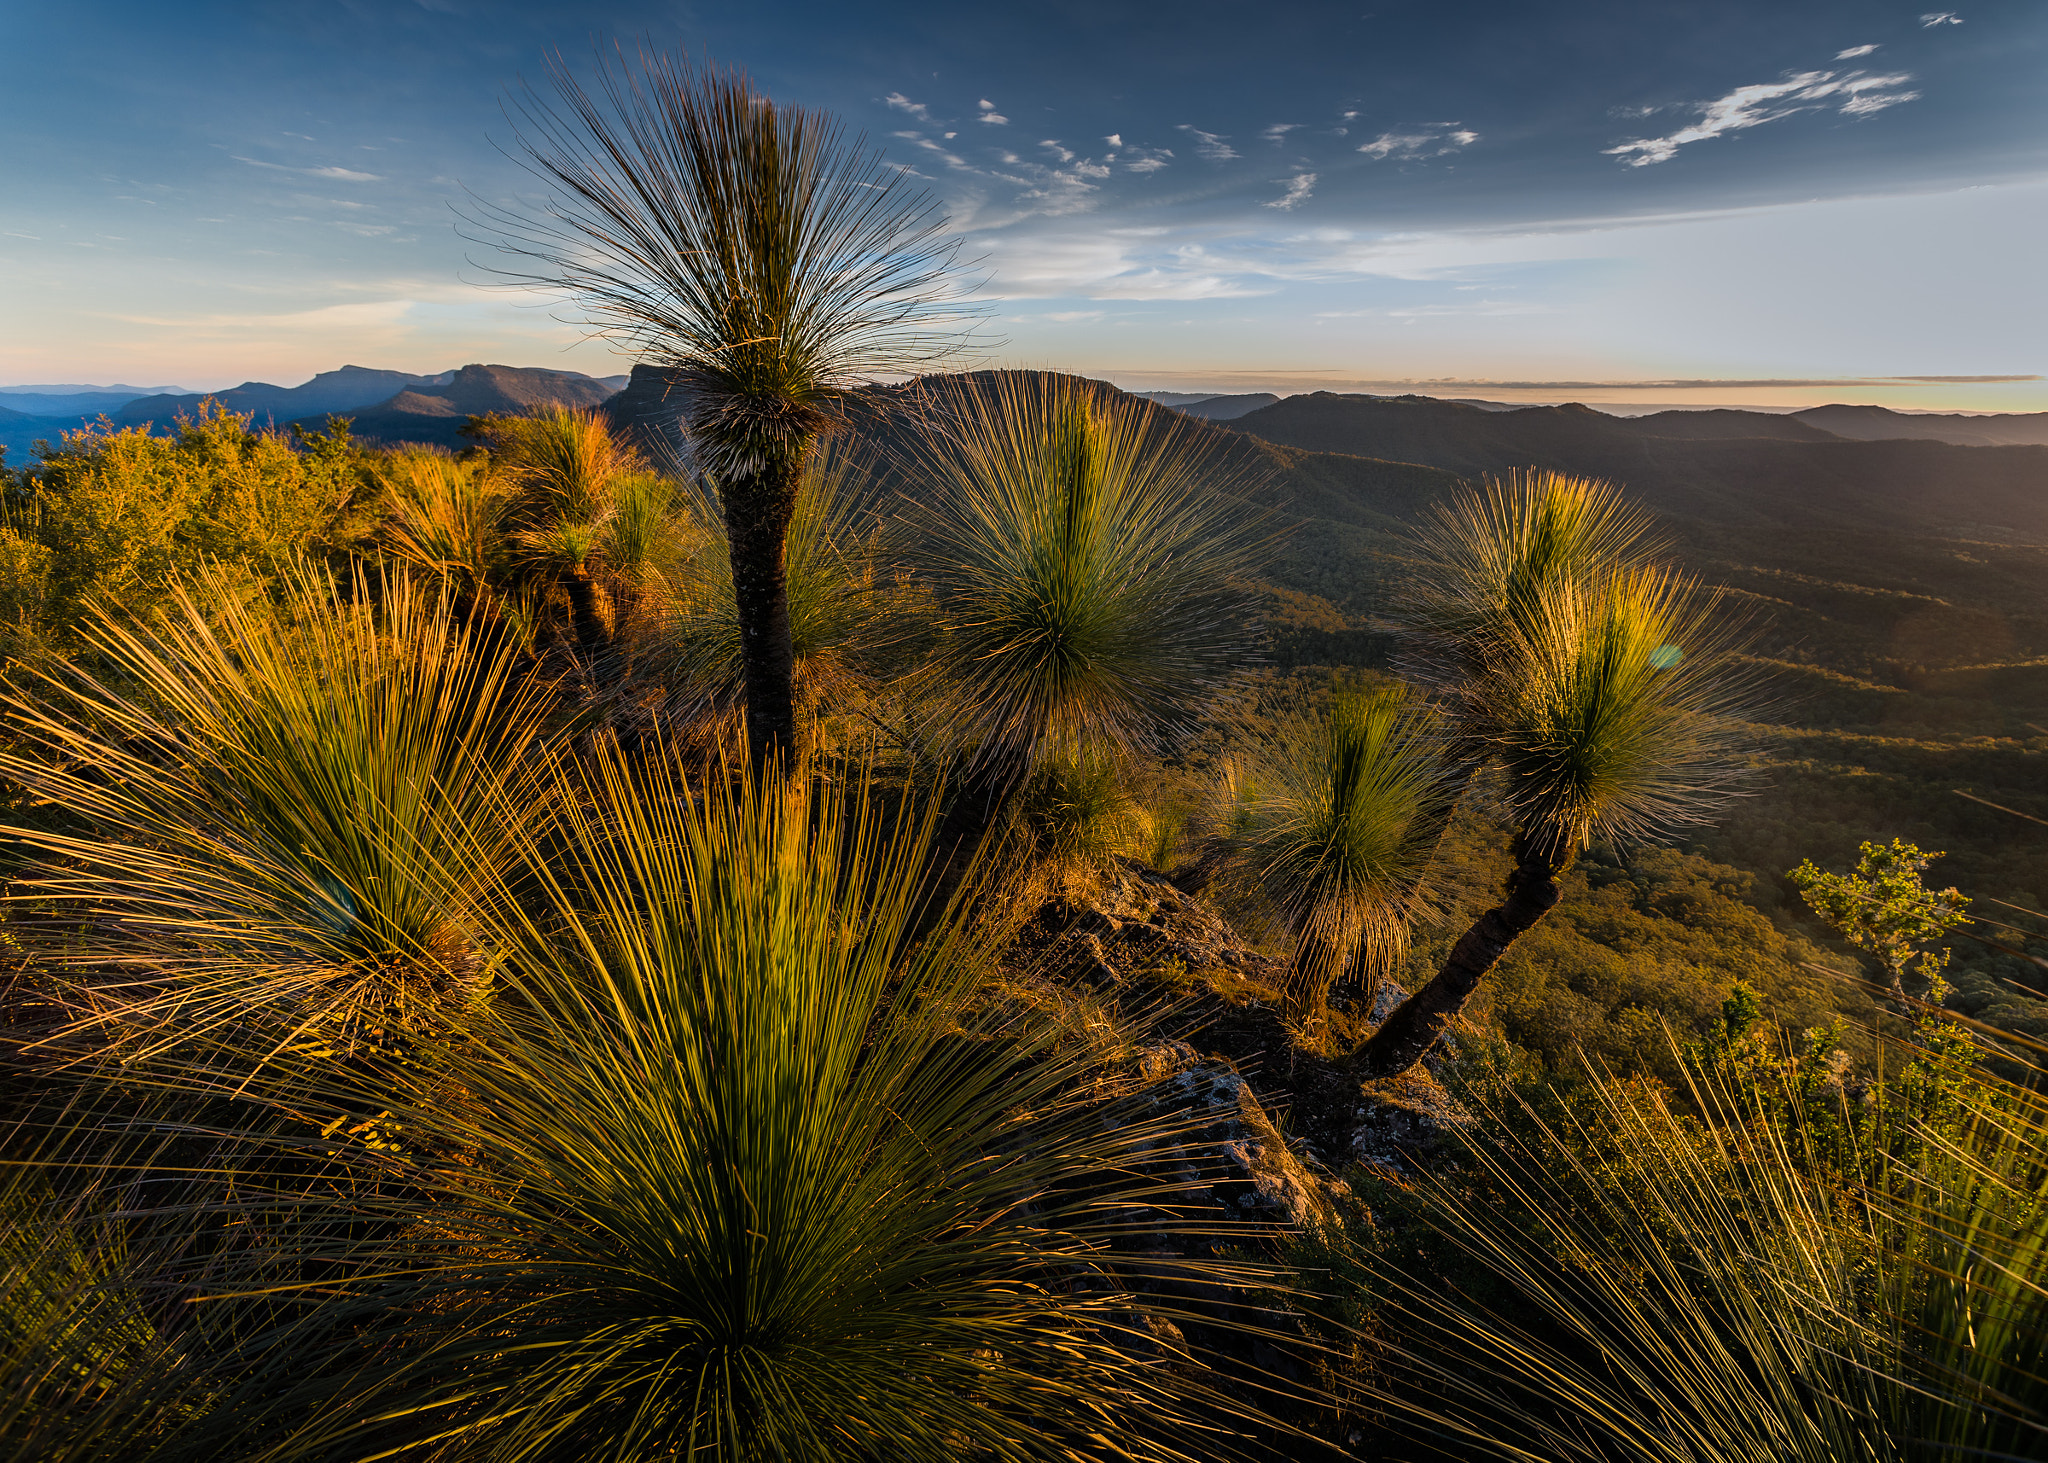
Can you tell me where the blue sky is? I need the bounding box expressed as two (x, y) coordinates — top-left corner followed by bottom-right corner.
(3, 0), (2044, 408)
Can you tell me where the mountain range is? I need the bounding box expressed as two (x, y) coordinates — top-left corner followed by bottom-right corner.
(0, 364), (631, 459)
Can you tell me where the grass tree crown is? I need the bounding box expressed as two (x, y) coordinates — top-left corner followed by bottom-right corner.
(899, 372), (1269, 772)
(474, 43), (975, 472)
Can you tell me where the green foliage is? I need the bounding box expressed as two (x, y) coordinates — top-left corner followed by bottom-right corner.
(1394, 466), (1658, 697)
(0, 564), (558, 1069)
(1791, 837), (1972, 996)
(373, 445), (510, 609)
(1482, 846), (1844, 1081)
(205, 751), (1276, 1461)
(1465, 561), (1752, 869)
(1219, 687), (1450, 1016)
(1309, 1022), (2048, 1460)
(0, 406), (370, 650)
(900, 373), (1266, 769)
(1013, 745), (1147, 883)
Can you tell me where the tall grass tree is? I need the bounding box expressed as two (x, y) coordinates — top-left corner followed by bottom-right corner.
(1356, 475), (1751, 1079)
(475, 44), (971, 765)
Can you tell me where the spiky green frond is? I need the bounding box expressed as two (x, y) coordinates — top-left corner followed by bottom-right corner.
(1219, 688), (1449, 1013)
(1346, 1036), (2048, 1461)
(1474, 563), (1750, 867)
(0, 564), (559, 1069)
(214, 749), (1285, 1462)
(375, 447), (509, 599)
(0, 1174), (214, 1463)
(480, 406), (646, 525)
(900, 374), (1267, 768)
(477, 47), (971, 478)
(1395, 468), (1659, 696)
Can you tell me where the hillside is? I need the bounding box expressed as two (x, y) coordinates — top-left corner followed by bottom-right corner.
(114, 365), (453, 428)
(1160, 385), (2047, 1039)
(308, 363), (625, 446)
(1792, 402), (2048, 448)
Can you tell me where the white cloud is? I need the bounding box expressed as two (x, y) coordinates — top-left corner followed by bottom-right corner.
(1604, 68), (1920, 166)
(978, 99), (1008, 125)
(1265, 172), (1317, 210)
(1176, 125), (1238, 161)
(231, 155), (380, 182)
(1121, 145), (1173, 174)
(1836, 43), (1879, 58)
(883, 92), (931, 120)
(1920, 11), (1963, 25)
(1104, 133), (1123, 148)
(1841, 89), (1920, 116)
(1358, 125), (1477, 161)
(1039, 139), (1075, 163)
(1261, 123), (1300, 143)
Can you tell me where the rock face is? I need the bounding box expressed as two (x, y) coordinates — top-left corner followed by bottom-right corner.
(1029, 861), (1471, 1186)
(1129, 1041), (1347, 1234)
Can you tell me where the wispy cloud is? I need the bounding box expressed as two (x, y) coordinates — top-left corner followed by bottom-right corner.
(231, 155), (381, 182)
(1836, 43), (1879, 58)
(977, 99), (1008, 125)
(883, 92), (931, 121)
(1261, 123), (1300, 143)
(1358, 125), (1478, 160)
(1176, 125), (1238, 161)
(1604, 67), (1919, 166)
(893, 132), (977, 171)
(1264, 172), (1316, 210)
(1039, 139), (1075, 164)
(1920, 11), (1963, 25)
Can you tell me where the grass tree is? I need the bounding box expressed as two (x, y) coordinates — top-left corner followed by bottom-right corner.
(0, 564), (557, 1074)
(483, 406), (689, 659)
(1222, 687), (1450, 1023)
(199, 746), (1286, 1461)
(1355, 473), (1750, 1080)
(478, 45), (968, 765)
(899, 373), (1265, 880)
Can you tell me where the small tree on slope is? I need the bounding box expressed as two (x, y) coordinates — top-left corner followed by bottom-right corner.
(1353, 472), (1752, 1080)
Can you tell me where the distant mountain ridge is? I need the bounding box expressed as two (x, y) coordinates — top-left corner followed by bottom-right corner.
(1790, 403), (2048, 448)
(1217, 390), (2048, 543)
(0, 387), (188, 417)
(309, 364), (627, 446)
(0, 363), (634, 461)
(115, 366), (460, 428)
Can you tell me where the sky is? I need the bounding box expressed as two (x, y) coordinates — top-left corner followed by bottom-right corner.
(3, 0), (2045, 410)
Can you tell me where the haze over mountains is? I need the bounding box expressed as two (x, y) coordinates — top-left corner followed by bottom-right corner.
(7, 366), (2046, 460)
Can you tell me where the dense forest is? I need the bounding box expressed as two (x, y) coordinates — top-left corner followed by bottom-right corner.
(3, 44), (2045, 1463)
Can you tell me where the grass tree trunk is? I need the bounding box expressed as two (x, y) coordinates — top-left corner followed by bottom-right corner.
(1353, 851), (1563, 1080)
(923, 749), (1033, 918)
(723, 468), (802, 769)
(563, 570), (608, 664)
(1284, 927), (1346, 1022)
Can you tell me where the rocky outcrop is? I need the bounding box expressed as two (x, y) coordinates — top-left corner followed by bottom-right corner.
(1030, 860), (1472, 1185)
